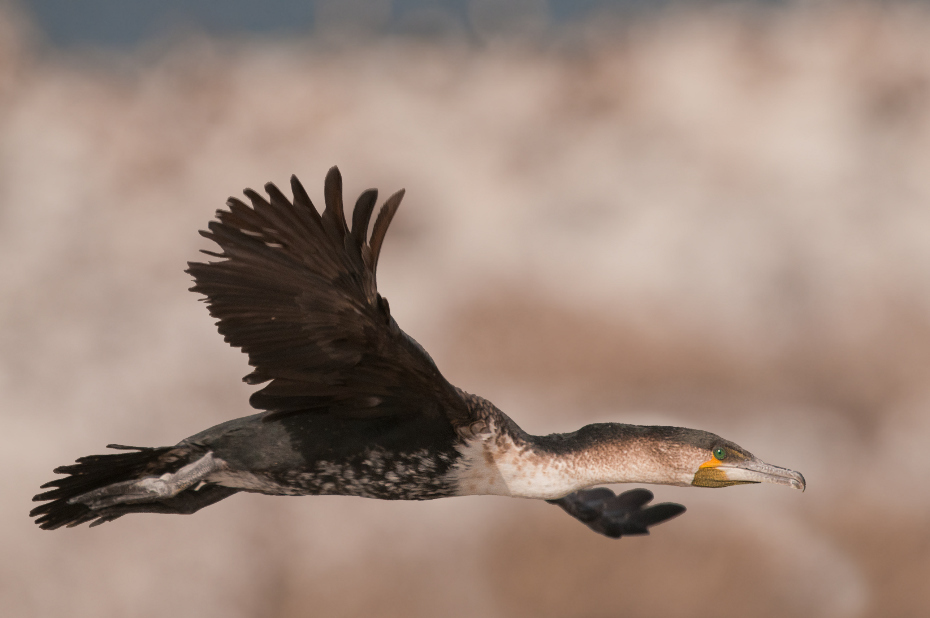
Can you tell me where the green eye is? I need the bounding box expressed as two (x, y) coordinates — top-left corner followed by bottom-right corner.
(712, 447), (727, 461)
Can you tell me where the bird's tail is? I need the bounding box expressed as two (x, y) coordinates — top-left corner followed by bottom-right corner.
(30, 444), (237, 530)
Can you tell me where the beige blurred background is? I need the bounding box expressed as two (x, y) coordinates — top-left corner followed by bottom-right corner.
(3, 1), (930, 616)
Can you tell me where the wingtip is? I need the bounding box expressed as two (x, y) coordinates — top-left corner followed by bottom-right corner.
(289, 174), (303, 198)
(325, 166), (343, 192)
(322, 166), (347, 239)
(368, 189), (405, 273)
(386, 188), (406, 207)
(350, 188), (379, 245)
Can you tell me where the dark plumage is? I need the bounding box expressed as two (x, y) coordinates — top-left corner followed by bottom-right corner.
(32, 167), (804, 535)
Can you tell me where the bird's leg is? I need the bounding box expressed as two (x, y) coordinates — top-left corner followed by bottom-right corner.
(69, 452), (220, 510)
(548, 487), (686, 539)
(84, 485), (241, 527)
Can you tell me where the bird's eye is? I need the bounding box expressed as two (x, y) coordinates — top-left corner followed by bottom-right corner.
(712, 447), (727, 461)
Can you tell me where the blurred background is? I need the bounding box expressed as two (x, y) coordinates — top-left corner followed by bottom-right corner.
(3, 0), (930, 616)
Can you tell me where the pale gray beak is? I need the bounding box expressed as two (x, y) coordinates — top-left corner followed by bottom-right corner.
(720, 458), (806, 491)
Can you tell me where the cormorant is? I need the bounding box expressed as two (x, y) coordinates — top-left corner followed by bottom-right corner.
(31, 167), (805, 538)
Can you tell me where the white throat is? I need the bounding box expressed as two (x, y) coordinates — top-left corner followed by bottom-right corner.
(446, 433), (592, 500)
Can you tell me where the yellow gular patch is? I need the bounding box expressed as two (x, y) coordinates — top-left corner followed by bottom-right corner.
(699, 458), (722, 469)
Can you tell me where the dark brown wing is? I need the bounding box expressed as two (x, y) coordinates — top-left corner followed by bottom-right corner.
(186, 167), (473, 429)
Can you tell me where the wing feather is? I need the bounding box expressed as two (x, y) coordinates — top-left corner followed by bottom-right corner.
(186, 167), (472, 428)
(370, 189), (403, 275)
(321, 166), (348, 244)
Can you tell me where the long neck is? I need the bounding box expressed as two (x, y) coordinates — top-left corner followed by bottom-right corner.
(451, 421), (696, 499)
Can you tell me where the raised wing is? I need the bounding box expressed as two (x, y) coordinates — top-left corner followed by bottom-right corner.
(186, 167), (473, 429)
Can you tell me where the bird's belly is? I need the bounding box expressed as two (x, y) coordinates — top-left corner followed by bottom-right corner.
(207, 448), (460, 500)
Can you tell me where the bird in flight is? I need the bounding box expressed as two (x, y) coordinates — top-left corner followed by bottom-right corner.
(32, 167), (805, 538)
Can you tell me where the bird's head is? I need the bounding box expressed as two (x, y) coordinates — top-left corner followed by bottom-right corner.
(688, 438), (806, 491)
(638, 426), (807, 491)
(572, 424), (806, 492)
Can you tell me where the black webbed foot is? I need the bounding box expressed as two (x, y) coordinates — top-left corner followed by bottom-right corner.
(547, 488), (686, 539)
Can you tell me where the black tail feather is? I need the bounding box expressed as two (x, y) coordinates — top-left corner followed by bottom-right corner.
(30, 445), (213, 530)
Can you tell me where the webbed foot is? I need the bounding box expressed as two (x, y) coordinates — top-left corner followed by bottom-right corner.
(547, 487), (686, 539)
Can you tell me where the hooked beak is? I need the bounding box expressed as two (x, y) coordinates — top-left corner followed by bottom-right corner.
(693, 457), (806, 491)
(721, 458), (806, 491)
